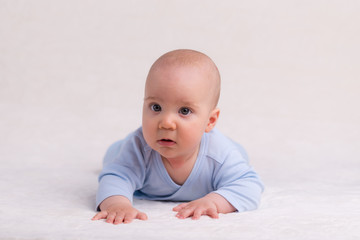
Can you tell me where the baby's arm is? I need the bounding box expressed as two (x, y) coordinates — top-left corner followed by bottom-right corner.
(92, 195), (148, 224)
(173, 193), (235, 220)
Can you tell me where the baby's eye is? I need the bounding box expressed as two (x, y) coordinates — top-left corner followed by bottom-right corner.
(151, 104), (162, 112)
(179, 107), (192, 116)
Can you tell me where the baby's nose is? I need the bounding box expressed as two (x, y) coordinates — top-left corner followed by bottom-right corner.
(159, 114), (176, 130)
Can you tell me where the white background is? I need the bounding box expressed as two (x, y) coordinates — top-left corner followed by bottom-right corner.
(1, 1), (359, 239)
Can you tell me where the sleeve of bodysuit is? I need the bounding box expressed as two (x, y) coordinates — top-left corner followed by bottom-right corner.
(212, 149), (264, 212)
(95, 132), (146, 211)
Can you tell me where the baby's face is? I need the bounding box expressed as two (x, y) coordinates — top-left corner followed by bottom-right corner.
(142, 63), (219, 162)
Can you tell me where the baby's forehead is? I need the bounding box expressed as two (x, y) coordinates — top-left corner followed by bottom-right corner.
(149, 62), (215, 88)
(151, 57), (218, 86)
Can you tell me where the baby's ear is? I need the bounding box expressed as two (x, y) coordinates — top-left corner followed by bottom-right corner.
(205, 108), (220, 133)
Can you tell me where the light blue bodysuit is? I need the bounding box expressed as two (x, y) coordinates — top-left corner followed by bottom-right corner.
(96, 127), (264, 212)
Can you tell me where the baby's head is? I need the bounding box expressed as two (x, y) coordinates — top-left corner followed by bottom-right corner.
(142, 49), (221, 161)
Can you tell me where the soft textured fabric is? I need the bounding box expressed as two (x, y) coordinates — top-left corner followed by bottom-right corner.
(96, 127), (264, 211)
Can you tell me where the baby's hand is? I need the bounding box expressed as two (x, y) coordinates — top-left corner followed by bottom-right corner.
(173, 193), (236, 220)
(173, 195), (219, 220)
(92, 196), (147, 224)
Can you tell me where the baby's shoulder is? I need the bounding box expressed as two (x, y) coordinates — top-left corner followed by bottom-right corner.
(205, 128), (248, 164)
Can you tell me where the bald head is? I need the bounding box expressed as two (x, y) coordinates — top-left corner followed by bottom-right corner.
(146, 49), (221, 108)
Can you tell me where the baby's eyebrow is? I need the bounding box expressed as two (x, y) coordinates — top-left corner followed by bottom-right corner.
(144, 96), (160, 101)
(179, 101), (199, 109)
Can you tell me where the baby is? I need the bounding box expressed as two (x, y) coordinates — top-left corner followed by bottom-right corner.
(92, 49), (264, 224)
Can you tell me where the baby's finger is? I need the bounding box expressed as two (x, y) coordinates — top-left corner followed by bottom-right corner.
(173, 203), (188, 212)
(91, 211), (108, 221)
(136, 211), (148, 221)
(191, 208), (204, 220)
(105, 212), (117, 224)
(114, 212), (126, 225)
(123, 211), (137, 224)
(206, 208), (219, 219)
(176, 206), (195, 219)
(123, 211), (148, 223)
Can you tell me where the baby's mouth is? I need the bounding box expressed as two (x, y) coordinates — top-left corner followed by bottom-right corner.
(158, 139), (176, 146)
